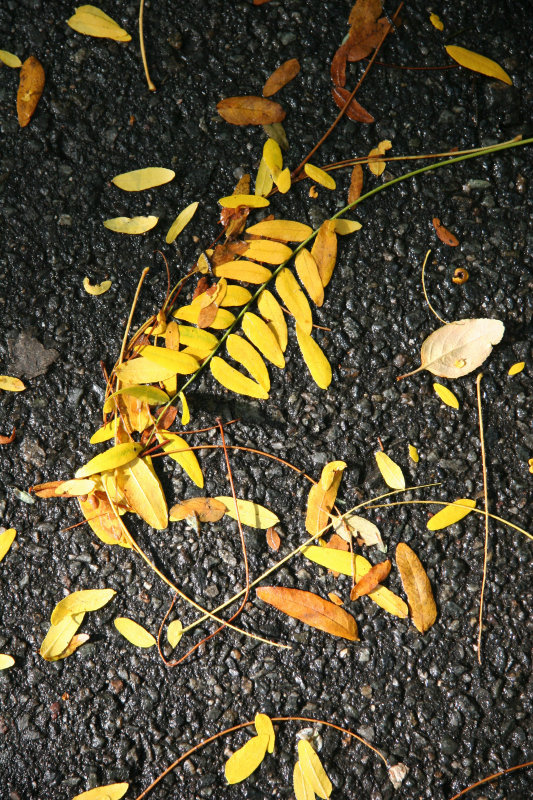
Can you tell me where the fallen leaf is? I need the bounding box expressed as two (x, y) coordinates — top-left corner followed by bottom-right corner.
(246, 219), (312, 242)
(0, 50), (22, 68)
(304, 164), (336, 190)
(118, 456), (169, 529)
(276, 269), (313, 334)
(429, 13), (444, 30)
(294, 760), (315, 800)
(215, 497), (279, 528)
(227, 334), (270, 391)
(0, 654), (15, 670)
(305, 461), (345, 536)
(331, 86), (375, 122)
(257, 586), (358, 640)
(334, 513), (386, 550)
(225, 734), (269, 783)
(210, 357), (269, 399)
(166, 201), (199, 243)
(83, 277), (111, 295)
(0, 427), (16, 445)
(508, 361), (525, 376)
(103, 216), (158, 234)
(103, 385), (170, 414)
(72, 783), (129, 800)
(138, 344), (199, 374)
(114, 357), (176, 385)
(375, 450), (405, 490)
(432, 217), (459, 246)
(212, 261), (272, 284)
(245, 239), (293, 264)
(0, 376), (25, 392)
(348, 163), (364, 203)
(427, 498), (476, 530)
(266, 527), (281, 551)
(242, 312), (285, 368)
(350, 559), (391, 600)
(114, 617), (156, 648)
(334, 219), (361, 235)
(17, 56), (45, 127)
(255, 157), (274, 197)
(171, 325), (218, 356)
(217, 96), (286, 125)
(408, 444), (419, 463)
(296, 325), (332, 390)
(367, 139), (392, 176)
(262, 121), (289, 150)
(111, 167), (175, 191)
(396, 542), (437, 633)
(295, 249), (324, 306)
(169, 497), (226, 523)
(0, 528), (16, 562)
(263, 58), (300, 96)
(79, 491), (131, 548)
(51, 588), (116, 626)
(75, 443), (143, 479)
(433, 382), (459, 409)
(167, 619), (183, 648)
(328, 593), (343, 606)
(311, 220), (337, 287)
(157, 432), (204, 488)
(257, 290), (288, 351)
(330, 41), (349, 87)
(298, 739), (333, 798)
(445, 44), (512, 85)
(346, 0), (390, 62)
(52, 633), (90, 661)
(255, 713), (275, 752)
(67, 6), (131, 41)
(40, 613), (85, 661)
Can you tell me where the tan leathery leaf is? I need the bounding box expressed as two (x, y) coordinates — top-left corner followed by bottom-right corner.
(350, 559), (391, 600)
(276, 269), (312, 334)
(296, 324), (332, 389)
(311, 220), (337, 287)
(297, 740), (332, 798)
(257, 586), (358, 641)
(331, 86), (375, 122)
(169, 497), (226, 523)
(295, 248), (324, 306)
(257, 290), (288, 351)
(51, 588), (116, 626)
(225, 734), (269, 783)
(263, 58), (300, 96)
(227, 334), (270, 391)
(348, 163), (363, 203)
(216, 96), (286, 125)
(242, 313), (285, 368)
(17, 56), (45, 127)
(396, 542), (437, 633)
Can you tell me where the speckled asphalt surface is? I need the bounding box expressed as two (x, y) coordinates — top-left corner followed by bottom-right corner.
(0, 1), (532, 799)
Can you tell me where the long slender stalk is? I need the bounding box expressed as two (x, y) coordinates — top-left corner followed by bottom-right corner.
(476, 374), (490, 664)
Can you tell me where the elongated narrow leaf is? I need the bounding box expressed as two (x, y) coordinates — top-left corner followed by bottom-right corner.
(0, 528), (16, 562)
(396, 543), (437, 633)
(374, 451), (405, 490)
(0, 654), (15, 670)
(311, 220), (337, 287)
(296, 325), (332, 389)
(210, 357), (269, 399)
(103, 385), (169, 414)
(75, 443), (143, 479)
(351, 559), (391, 600)
(157, 433), (204, 488)
(227, 334), (270, 391)
(115, 356), (177, 384)
(243, 313), (285, 368)
(276, 269), (312, 334)
(169, 497), (226, 523)
(255, 156), (274, 197)
(255, 713), (275, 753)
(217, 96), (286, 125)
(114, 617), (156, 647)
(79, 492), (132, 548)
(257, 290), (288, 351)
(138, 344), (199, 374)
(167, 619), (183, 648)
(294, 760), (315, 800)
(246, 219), (312, 242)
(331, 86), (375, 122)
(67, 6), (131, 41)
(0, 376), (26, 392)
(103, 216), (158, 234)
(348, 163), (363, 203)
(118, 456), (168, 529)
(433, 382), (459, 409)
(256, 586), (358, 640)
(40, 613), (85, 661)
(304, 164), (336, 190)
(215, 497), (279, 528)
(166, 201), (199, 243)
(111, 167), (175, 192)
(334, 219), (361, 235)
(212, 261), (272, 284)
(445, 45), (512, 85)
(0, 50), (22, 68)
(51, 588), (116, 626)
(72, 783), (129, 800)
(225, 734), (269, 783)
(174, 303), (236, 329)
(17, 56), (45, 127)
(298, 739), (332, 799)
(427, 499), (476, 530)
(295, 249), (324, 306)
(305, 461), (345, 536)
(245, 239), (293, 265)
(263, 58), (300, 96)
(218, 193), (270, 209)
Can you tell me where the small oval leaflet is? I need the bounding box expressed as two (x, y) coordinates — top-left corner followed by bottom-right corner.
(0, 528), (16, 562)
(298, 739), (333, 799)
(427, 499), (476, 531)
(508, 361), (525, 376)
(433, 382), (460, 409)
(111, 167), (175, 192)
(225, 734), (269, 784)
(156, 432), (205, 488)
(375, 451), (405, 490)
(0, 654), (15, 670)
(83, 277), (111, 295)
(215, 497), (279, 528)
(51, 588), (116, 626)
(296, 324), (332, 390)
(67, 6), (131, 41)
(429, 12), (444, 30)
(72, 782), (129, 800)
(75, 442), (143, 479)
(166, 201), (199, 243)
(242, 313), (285, 369)
(445, 45), (512, 85)
(0, 50), (22, 68)
(276, 269), (313, 335)
(167, 619), (183, 649)
(103, 216), (158, 234)
(304, 163), (336, 190)
(0, 375), (25, 392)
(210, 356), (269, 400)
(255, 713), (275, 753)
(226, 334), (270, 391)
(245, 239), (293, 265)
(334, 219), (362, 235)
(262, 58), (300, 97)
(17, 56), (45, 127)
(114, 617), (156, 648)
(217, 96), (286, 126)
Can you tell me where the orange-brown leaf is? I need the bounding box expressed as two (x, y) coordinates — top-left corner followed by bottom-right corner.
(17, 56), (45, 127)
(325, 533), (350, 577)
(256, 586), (358, 640)
(197, 303), (219, 329)
(266, 526), (281, 551)
(216, 96), (286, 126)
(155, 404), (178, 430)
(350, 559), (391, 600)
(331, 43), (349, 88)
(0, 427), (16, 445)
(348, 163), (364, 203)
(331, 86), (375, 123)
(432, 217), (459, 247)
(311, 220), (337, 287)
(396, 543), (437, 633)
(263, 58), (300, 97)
(169, 497), (226, 523)
(328, 593), (343, 606)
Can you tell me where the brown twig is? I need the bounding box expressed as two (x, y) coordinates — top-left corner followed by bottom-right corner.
(448, 759), (533, 800)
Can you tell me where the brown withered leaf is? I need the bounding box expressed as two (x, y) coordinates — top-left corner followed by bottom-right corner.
(396, 543), (437, 633)
(266, 526), (281, 551)
(325, 532), (350, 577)
(350, 559), (391, 600)
(217, 96), (286, 125)
(32, 480), (65, 499)
(17, 56), (45, 127)
(192, 276), (211, 300)
(197, 302), (219, 329)
(433, 217), (459, 246)
(169, 497), (226, 523)
(263, 58), (300, 97)
(348, 163), (364, 203)
(331, 86), (375, 122)
(0, 427), (16, 445)
(346, 0), (390, 62)
(211, 240), (248, 266)
(331, 42), (349, 88)
(256, 586), (359, 641)
(155, 405), (178, 430)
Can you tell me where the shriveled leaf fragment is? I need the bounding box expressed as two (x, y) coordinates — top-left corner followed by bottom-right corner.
(276, 269), (312, 334)
(227, 334), (270, 391)
(0, 528), (16, 562)
(334, 219), (361, 235)
(508, 361), (525, 376)
(334, 513), (386, 551)
(216, 497), (279, 528)
(17, 56), (45, 127)
(257, 586), (358, 641)
(429, 13), (444, 30)
(169, 497), (226, 523)
(103, 216), (158, 234)
(262, 121), (289, 150)
(0, 654), (15, 670)
(375, 451), (405, 490)
(296, 325), (332, 390)
(0, 427), (16, 445)
(67, 6), (131, 41)
(245, 239), (292, 265)
(210, 357), (269, 400)
(266, 526), (281, 551)
(72, 783), (129, 800)
(305, 461), (345, 536)
(243, 312), (285, 368)
(0, 50), (22, 68)
(118, 456), (168, 529)
(111, 167), (174, 192)
(367, 139), (392, 176)
(53, 633), (90, 660)
(217, 96), (286, 125)
(167, 619), (183, 648)
(212, 261), (272, 284)
(263, 58), (300, 96)
(328, 593), (343, 606)
(298, 739), (333, 798)
(396, 542), (437, 633)
(331, 86), (375, 123)
(255, 713), (275, 753)
(157, 432), (204, 488)
(114, 617), (156, 648)
(350, 559), (391, 600)
(311, 220), (337, 287)
(40, 613), (85, 661)
(246, 219), (312, 242)
(433, 382), (459, 409)
(295, 248), (324, 307)
(400, 319), (505, 379)
(83, 277), (111, 295)
(51, 588), (116, 626)
(166, 201), (199, 243)
(427, 498), (476, 530)
(257, 290), (288, 351)
(408, 444), (419, 463)
(0, 376), (25, 392)
(348, 163), (363, 203)
(388, 763), (409, 789)
(76, 443), (142, 479)
(225, 734), (269, 784)
(433, 217), (459, 246)
(445, 45), (512, 85)
(304, 164), (336, 190)
(294, 760), (316, 800)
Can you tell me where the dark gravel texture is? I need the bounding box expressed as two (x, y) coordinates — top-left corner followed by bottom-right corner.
(0, 1), (532, 799)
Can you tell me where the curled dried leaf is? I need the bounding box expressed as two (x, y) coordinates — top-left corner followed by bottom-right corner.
(432, 217), (459, 246)
(331, 86), (375, 122)
(83, 277), (111, 295)
(17, 56), (45, 127)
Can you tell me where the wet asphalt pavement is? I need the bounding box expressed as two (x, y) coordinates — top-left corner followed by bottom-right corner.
(0, 1), (532, 799)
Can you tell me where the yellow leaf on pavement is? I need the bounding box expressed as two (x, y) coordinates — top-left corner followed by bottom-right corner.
(218, 194), (269, 209)
(227, 334), (270, 391)
(246, 219), (312, 242)
(297, 739), (333, 798)
(304, 163), (336, 190)
(0, 376), (25, 392)
(83, 277), (111, 295)
(255, 157), (274, 197)
(212, 261), (272, 285)
(115, 357), (178, 385)
(103, 385), (169, 414)
(111, 167), (175, 192)
(245, 239), (293, 265)
(294, 760), (315, 800)
(79, 492), (132, 548)
(508, 361), (525, 376)
(427, 499), (476, 530)
(445, 45), (512, 85)
(295, 248), (324, 306)
(157, 432), (204, 488)
(118, 456), (168, 529)
(311, 220), (337, 287)
(0, 50), (22, 68)
(433, 382), (459, 408)
(215, 497), (279, 528)
(276, 269), (312, 334)
(257, 290), (288, 351)
(0, 528), (16, 562)
(75, 443), (143, 479)
(396, 542), (437, 633)
(72, 782), (129, 800)
(296, 324), (332, 389)
(138, 344), (199, 374)
(374, 451), (405, 490)
(210, 357), (269, 399)
(334, 219), (361, 235)
(67, 5), (131, 41)
(166, 201), (199, 243)
(429, 12), (444, 30)
(174, 303), (236, 329)
(169, 326), (218, 357)
(103, 216), (158, 234)
(408, 444), (419, 463)
(0, 654), (15, 670)
(40, 613), (85, 661)
(305, 462), (345, 537)
(51, 588), (116, 626)
(255, 713), (275, 753)
(242, 312), (285, 368)
(114, 617), (156, 648)
(225, 734), (269, 784)
(167, 619), (183, 648)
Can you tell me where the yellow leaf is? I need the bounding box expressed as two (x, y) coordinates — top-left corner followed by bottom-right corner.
(103, 216), (158, 234)
(215, 497), (280, 528)
(111, 167), (175, 191)
(427, 499), (476, 531)
(218, 285), (252, 307)
(75, 443), (143, 479)
(0, 528), (16, 562)
(212, 261), (273, 285)
(167, 619), (183, 648)
(90, 419), (120, 444)
(72, 783), (129, 800)
(242, 312), (285, 368)
(115, 357), (178, 385)
(179, 391), (190, 424)
(304, 164), (336, 190)
(167, 326), (218, 357)
(118, 456), (168, 529)
(255, 157), (274, 197)
(51, 588), (116, 626)
(257, 290), (288, 352)
(0, 654), (15, 670)
(0, 375), (25, 392)
(210, 357), (269, 399)
(0, 50), (22, 68)
(276, 167), (291, 193)
(445, 45), (512, 85)
(245, 219), (312, 242)
(408, 444), (419, 463)
(174, 303), (236, 329)
(508, 361), (525, 376)
(367, 139), (393, 176)
(79, 491), (132, 548)
(255, 713), (275, 753)
(334, 219), (362, 235)
(39, 613), (85, 661)
(156, 432), (204, 488)
(305, 462), (345, 537)
(433, 382), (459, 409)
(276, 269), (312, 334)
(166, 201), (199, 243)
(294, 760), (316, 800)
(219, 194), (269, 209)
(374, 451), (405, 490)
(429, 12), (444, 30)
(225, 734), (269, 784)
(295, 324), (332, 389)
(53, 633), (90, 660)
(263, 137), (283, 177)
(295, 249), (324, 307)
(55, 479), (97, 497)
(320, 460), (346, 491)
(245, 239), (293, 265)
(138, 344), (199, 374)
(227, 334), (270, 391)
(114, 617), (156, 648)
(103, 385), (169, 414)
(67, 6), (131, 41)
(83, 277), (111, 295)
(297, 739), (332, 799)
(396, 542), (437, 633)
(311, 220), (337, 287)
